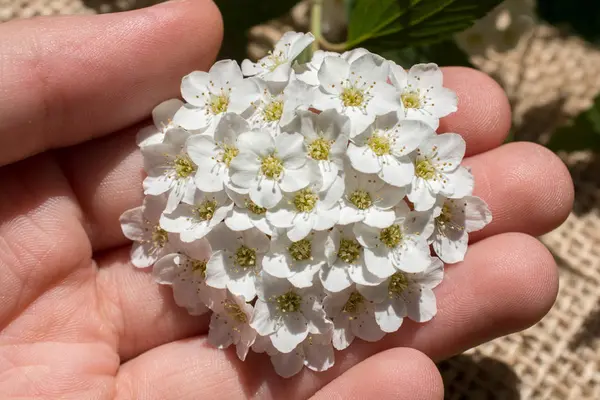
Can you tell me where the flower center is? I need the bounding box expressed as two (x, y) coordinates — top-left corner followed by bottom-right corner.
(223, 300), (248, 323)
(152, 225), (168, 248)
(194, 199), (218, 221)
(245, 199), (267, 215)
(260, 154), (284, 180)
(275, 291), (302, 313)
(266, 51), (287, 72)
(235, 245), (257, 268)
(293, 188), (318, 213)
(210, 94), (229, 115)
(401, 91), (422, 109)
(338, 238), (362, 264)
(190, 259), (207, 278)
(415, 158), (436, 180)
(379, 224), (402, 248)
(288, 238), (312, 262)
(367, 133), (391, 156)
(436, 204), (453, 225)
(220, 144), (239, 167)
(341, 87), (365, 107)
(263, 100), (284, 122)
(342, 291), (365, 314)
(174, 155), (196, 178)
(388, 272), (409, 296)
(349, 189), (373, 210)
(308, 137), (332, 161)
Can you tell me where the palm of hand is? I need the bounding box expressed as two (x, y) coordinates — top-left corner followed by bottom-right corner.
(0, 1), (573, 399)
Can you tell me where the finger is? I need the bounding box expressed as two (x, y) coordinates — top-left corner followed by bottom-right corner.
(108, 232), (557, 387)
(0, 0), (222, 166)
(95, 247), (208, 361)
(61, 68), (512, 252)
(116, 345), (443, 400)
(310, 348), (444, 400)
(439, 67), (512, 156)
(465, 141), (574, 241)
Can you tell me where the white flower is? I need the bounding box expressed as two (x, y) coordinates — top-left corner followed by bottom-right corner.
(287, 109), (350, 190)
(294, 50), (339, 86)
(408, 133), (474, 211)
(242, 31), (315, 84)
(266, 175), (343, 241)
(142, 129), (197, 213)
(159, 190), (233, 242)
(254, 332), (335, 378)
(323, 285), (385, 350)
(247, 78), (315, 135)
(250, 273), (332, 353)
(338, 169), (406, 228)
(347, 113), (431, 188)
(120, 195), (177, 268)
(174, 60), (260, 132)
(136, 98), (183, 147)
(294, 48), (373, 87)
(205, 224), (270, 301)
(262, 230), (329, 288)
(225, 188), (274, 235)
(320, 225), (384, 293)
(357, 257), (444, 332)
(389, 62), (458, 130)
(312, 53), (400, 137)
(428, 196), (492, 264)
(228, 131), (320, 209)
(186, 113), (249, 192)
(153, 239), (214, 316)
(208, 290), (257, 361)
(354, 202), (433, 279)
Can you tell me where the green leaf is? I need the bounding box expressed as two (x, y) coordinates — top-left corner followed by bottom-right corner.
(216, 0), (299, 61)
(547, 94), (600, 152)
(380, 39), (472, 68)
(347, 0), (503, 50)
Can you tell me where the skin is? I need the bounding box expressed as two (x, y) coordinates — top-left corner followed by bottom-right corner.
(0, 0), (574, 399)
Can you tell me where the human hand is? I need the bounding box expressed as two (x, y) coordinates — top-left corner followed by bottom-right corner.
(0, 1), (574, 399)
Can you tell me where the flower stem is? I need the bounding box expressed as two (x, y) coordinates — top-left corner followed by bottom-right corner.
(311, 0), (323, 52)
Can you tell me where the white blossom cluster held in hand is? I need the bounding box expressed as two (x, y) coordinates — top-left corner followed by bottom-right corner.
(120, 31), (492, 378)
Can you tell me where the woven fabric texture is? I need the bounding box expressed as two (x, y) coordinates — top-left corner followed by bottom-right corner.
(2, 1), (600, 399)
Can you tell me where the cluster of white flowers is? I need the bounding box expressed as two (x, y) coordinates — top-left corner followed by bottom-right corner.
(121, 31), (492, 378)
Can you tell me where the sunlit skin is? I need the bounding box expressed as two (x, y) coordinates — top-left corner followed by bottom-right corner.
(0, 1), (572, 399)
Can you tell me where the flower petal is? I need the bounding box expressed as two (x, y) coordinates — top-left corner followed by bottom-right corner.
(378, 155), (414, 187)
(270, 349), (305, 378)
(433, 231), (468, 264)
(364, 246), (396, 279)
(250, 299), (277, 335)
(374, 302), (404, 333)
(225, 208), (254, 231)
(405, 287), (437, 322)
(287, 216), (316, 241)
(464, 196), (492, 232)
(276, 132), (307, 169)
(250, 178), (283, 209)
(279, 162), (318, 193)
(409, 63), (443, 89)
(318, 56), (349, 94)
(271, 314), (309, 353)
(347, 143), (381, 174)
(320, 264), (352, 292)
(363, 208), (396, 229)
(181, 71), (210, 106)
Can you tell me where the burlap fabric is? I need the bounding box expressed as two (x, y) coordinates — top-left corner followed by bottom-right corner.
(2, 1), (600, 399)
